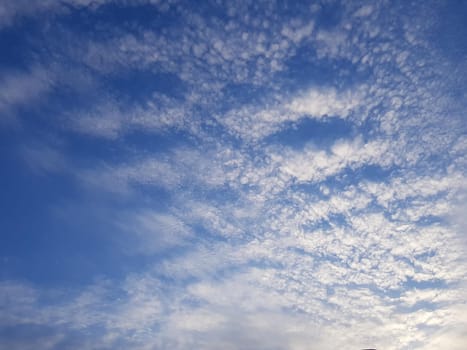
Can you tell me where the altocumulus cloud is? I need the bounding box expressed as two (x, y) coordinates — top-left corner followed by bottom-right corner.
(0, 1), (466, 350)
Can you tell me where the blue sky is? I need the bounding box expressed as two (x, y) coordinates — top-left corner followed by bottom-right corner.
(0, 1), (466, 349)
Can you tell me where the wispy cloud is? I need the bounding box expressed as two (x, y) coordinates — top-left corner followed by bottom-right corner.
(0, 67), (53, 122)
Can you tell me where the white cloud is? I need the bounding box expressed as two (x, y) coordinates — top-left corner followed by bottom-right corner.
(0, 67), (53, 121)
(0, 0), (173, 29)
(117, 210), (192, 254)
(277, 137), (392, 183)
(219, 86), (365, 141)
(281, 21), (314, 44)
(68, 94), (191, 139)
(20, 143), (68, 174)
(287, 87), (363, 119)
(354, 5), (374, 18)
